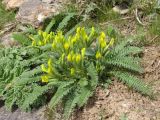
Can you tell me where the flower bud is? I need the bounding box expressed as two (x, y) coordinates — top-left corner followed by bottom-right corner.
(76, 54), (81, 63)
(64, 42), (70, 50)
(67, 53), (72, 62)
(96, 51), (102, 59)
(41, 75), (49, 83)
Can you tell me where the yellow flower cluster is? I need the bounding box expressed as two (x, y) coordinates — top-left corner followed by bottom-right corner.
(66, 48), (85, 64)
(31, 30), (55, 46)
(39, 27), (115, 82)
(96, 32), (115, 59)
(99, 32), (107, 49)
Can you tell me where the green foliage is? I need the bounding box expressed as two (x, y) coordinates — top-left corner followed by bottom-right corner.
(0, 46), (48, 110)
(21, 85), (50, 111)
(0, 25), (152, 120)
(45, 18), (56, 33)
(57, 13), (76, 31)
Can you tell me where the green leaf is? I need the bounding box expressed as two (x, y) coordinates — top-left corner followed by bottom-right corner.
(45, 18), (55, 33)
(63, 92), (78, 120)
(49, 81), (75, 109)
(57, 13), (76, 31)
(22, 85), (49, 110)
(117, 46), (143, 56)
(105, 56), (143, 73)
(77, 87), (92, 107)
(111, 71), (153, 97)
(87, 63), (98, 88)
(12, 33), (31, 46)
(78, 78), (88, 87)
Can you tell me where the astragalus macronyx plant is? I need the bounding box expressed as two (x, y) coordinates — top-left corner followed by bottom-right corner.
(0, 26), (152, 120)
(28, 27), (152, 119)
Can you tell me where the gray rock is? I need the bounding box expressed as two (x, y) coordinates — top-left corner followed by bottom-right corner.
(2, 0), (66, 27)
(113, 5), (129, 14)
(0, 103), (62, 120)
(2, 0), (26, 10)
(0, 33), (18, 47)
(0, 106), (47, 120)
(16, 0), (64, 27)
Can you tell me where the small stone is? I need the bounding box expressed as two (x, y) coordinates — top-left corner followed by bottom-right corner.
(42, 0), (54, 4)
(112, 2), (130, 15)
(113, 6), (129, 15)
(2, 0), (26, 10)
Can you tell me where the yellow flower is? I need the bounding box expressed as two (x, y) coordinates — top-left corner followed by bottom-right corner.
(100, 32), (106, 39)
(76, 54), (81, 63)
(67, 53), (72, 62)
(70, 68), (75, 75)
(64, 42), (70, 50)
(71, 36), (77, 44)
(41, 75), (49, 83)
(38, 41), (43, 46)
(52, 42), (56, 49)
(76, 27), (81, 34)
(57, 31), (64, 42)
(44, 35), (50, 44)
(96, 51), (102, 59)
(81, 48), (86, 58)
(100, 40), (107, 48)
(41, 59), (53, 75)
(41, 64), (48, 73)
